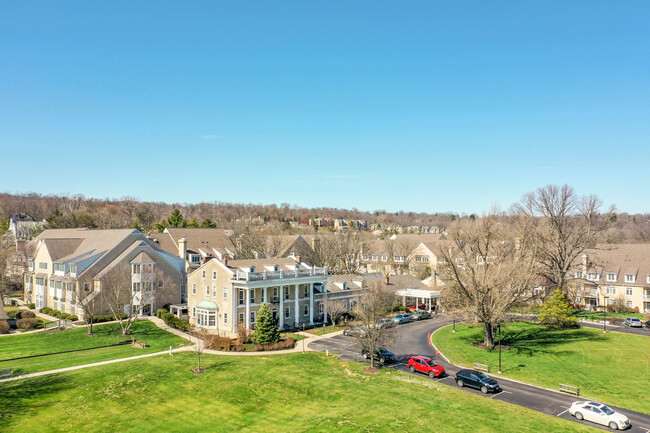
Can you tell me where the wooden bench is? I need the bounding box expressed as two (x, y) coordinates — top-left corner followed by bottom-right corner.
(473, 362), (490, 373)
(0, 368), (13, 379)
(559, 383), (580, 396)
(131, 338), (147, 349)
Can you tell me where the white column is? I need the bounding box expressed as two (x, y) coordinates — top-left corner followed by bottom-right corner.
(294, 284), (300, 326)
(245, 288), (251, 329)
(323, 282), (328, 324)
(309, 282), (314, 325)
(264, 287), (268, 304)
(279, 286), (284, 329)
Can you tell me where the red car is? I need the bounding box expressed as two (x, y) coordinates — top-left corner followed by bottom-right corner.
(407, 356), (445, 378)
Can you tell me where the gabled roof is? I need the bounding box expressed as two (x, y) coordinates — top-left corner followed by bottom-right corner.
(153, 228), (236, 257)
(583, 244), (650, 282)
(131, 251), (155, 264)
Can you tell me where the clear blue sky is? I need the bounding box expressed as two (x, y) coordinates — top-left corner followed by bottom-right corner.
(1, 1), (649, 215)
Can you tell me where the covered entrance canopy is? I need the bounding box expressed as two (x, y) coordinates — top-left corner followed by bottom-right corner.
(395, 288), (441, 311)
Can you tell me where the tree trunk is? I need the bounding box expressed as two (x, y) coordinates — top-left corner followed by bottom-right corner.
(483, 324), (495, 347)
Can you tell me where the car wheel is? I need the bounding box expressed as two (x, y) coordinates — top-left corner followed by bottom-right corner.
(574, 412), (583, 420)
(609, 421), (618, 430)
(343, 331), (348, 336)
(480, 385), (488, 394)
(362, 352), (368, 359)
(409, 366), (415, 373)
(428, 371), (435, 378)
(379, 357), (386, 364)
(456, 379), (464, 387)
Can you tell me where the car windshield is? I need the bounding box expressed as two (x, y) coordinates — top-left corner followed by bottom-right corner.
(476, 372), (491, 381)
(425, 360), (438, 367)
(600, 405), (615, 415)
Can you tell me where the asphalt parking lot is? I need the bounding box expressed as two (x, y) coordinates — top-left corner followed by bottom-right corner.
(309, 318), (650, 432)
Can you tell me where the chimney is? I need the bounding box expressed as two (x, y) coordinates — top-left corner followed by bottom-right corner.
(582, 254), (588, 272)
(385, 275), (390, 285)
(296, 254), (302, 264)
(179, 237), (187, 260)
(223, 256), (229, 267)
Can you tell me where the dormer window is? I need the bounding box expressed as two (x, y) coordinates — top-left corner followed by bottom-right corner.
(274, 265), (279, 272)
(574, 271), (583, 278)
(586, 273), (598, 281)
(606, 273), (616, 282)
(624, 274), (635, 283)
(250, 266), (256, 273)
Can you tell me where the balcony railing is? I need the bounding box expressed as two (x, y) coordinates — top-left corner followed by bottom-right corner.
(233, 267), (327, 282)
(132, 273), (155, 283)
(643, 294), (650, 302)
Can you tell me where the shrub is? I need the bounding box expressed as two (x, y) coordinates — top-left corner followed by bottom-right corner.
(237, 323), (252, 344)
(0, 321), (10, 334)
(232, 343), (245, 352)
(539, 290), (579, 329)
(16, 318), (38, 329)
(250, 303), (279, 345)
(204, 335), (232, 351)
(68, 315), (79, 321)
(40, 307), (52, 315)
(28, 303), (36, 309)
(161, 312), (189, 331)
(20, 310), (36, 319)
(6, 310), (19, 319)
(59, 313), (70, 320)
(156, 309), (167, 318)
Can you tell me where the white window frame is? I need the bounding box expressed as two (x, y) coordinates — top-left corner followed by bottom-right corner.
(606, 273), (616, 282)
(212, 270), (217, 280)
(192, 283), (196, 295)
(284, 307), (290, 318)
(39, 261), (48, 270)
(250, 311), (256, 324)
(223, 313), (228, 325)
(626, 287), (633, 296)
(206, 285), (210, 296)
(607, 286), (616, 296)
(239, 290), (245, 305)
(213, 285), (217, 297)
(625, 300), (633, 308)
(202, 270), (206, 279)
(223, 287), (228, 299)
(624, 274), (635, 283)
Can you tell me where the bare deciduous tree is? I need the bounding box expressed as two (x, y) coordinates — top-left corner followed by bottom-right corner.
(349, 282), (398, 368)
(101, 264), (154, 336)
(513, 184), (614, 293)
(77, 282), (100, 335)
(189, 326), (206, 374)
(323, 298), (348, 325)
(437, 214), (539, 347)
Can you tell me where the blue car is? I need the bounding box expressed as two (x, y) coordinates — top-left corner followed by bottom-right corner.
(392, 313), (412, 324)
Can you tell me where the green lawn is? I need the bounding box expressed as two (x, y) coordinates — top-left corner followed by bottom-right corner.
(433, 322), (650, 413)
(573, 310), (647, 320)
(0, 352), (597, 433)
(0, 320), (189, 375)
(307, 325), (346, 336)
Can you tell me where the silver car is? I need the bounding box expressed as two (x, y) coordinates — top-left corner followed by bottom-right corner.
(624, 317), (642, 328)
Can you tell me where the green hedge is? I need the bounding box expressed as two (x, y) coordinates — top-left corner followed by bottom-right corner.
(161, 312), (189, 332)
(83, 313), (128, 323)
(28, 303), (36, 309)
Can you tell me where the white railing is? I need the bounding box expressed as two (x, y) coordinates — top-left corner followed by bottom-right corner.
(234, 267), (327, 281)
(132, 273), (155, 283)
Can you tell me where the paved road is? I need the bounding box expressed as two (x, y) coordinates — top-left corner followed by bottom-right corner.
(580, 321), (650, 337)
(309, 318), (650, 432)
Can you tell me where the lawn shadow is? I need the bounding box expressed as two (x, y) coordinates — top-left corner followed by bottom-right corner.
(0, 373), (73, 427)
(501, 326), (607, 357)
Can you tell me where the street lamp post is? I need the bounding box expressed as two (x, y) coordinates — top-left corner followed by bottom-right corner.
(603, 296), (608, 333)
(452, 319), (456, 333)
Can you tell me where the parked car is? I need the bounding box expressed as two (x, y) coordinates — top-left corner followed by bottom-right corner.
(411, 311), (432, 321)
(392, 313), (412, 324)
(623, 317), (642, 328)
(407, 356), (445, 378)
(375, 318), (395, 329)
(645, 320), (650, 329)
(569, 401), (630, 430)
(343, 326), (366, 337)
(454, 369), (500, 394)
(361, 347), (395, 364)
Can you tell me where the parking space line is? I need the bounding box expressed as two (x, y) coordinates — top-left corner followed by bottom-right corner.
(556, 409), (569, 417)
(490, 391), (512, 399)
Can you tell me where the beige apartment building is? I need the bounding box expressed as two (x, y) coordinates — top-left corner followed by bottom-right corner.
(570, 244), (650, 313)
(24, 229), (185, 316)
(187, 257), (328, 334)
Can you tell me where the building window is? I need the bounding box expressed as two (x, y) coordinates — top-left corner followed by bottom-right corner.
(84, 283), (90, 292)
(192, 307), (196, 318)
(238, 312), (245, 324)
(202, 270), (206, 279)
(273, 287), (279, 303)
(624, 274), (635, 283)
(132, 264), (141, 274)
(213, 285), (217, 297)
(574, 271), (583, 278)
(250, 290), (255, 304)
(607, 286), (616, 296)
(239, 290), (244, 305)
(647, 275), (650, 284)
(197, 309), (217, 328)
(70, 264), (76, 274)
(318, 303), (324, 313)
(303, 286), (309, 298)
(284, 307), (290, 318)
(191, 255), (201, 264)
(587, 273), (598, 281)
(133, 282), (141, 292)
(223, 313), (228, 325)
(626, 287), (633, 296)
(606, 273), (616, 282)
(284, 287), (290, 300)
(223, 287), (228, 299)
(626, 300), (633, 308)
(144, 282), (152, 292)
(192, 283), (196, 295)
(158, 279), (164, 288)
(39, 262), (47, 270)
(415, 256), (429, 263)
(206, 285), (210, 295)
(54, 263), (65, 272)
(250, 311), (256, 323)
(303, 304), (309, 316)
(212, 270), (217, 280)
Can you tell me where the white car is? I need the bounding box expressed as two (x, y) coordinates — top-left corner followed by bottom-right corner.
(569, 401), (630, 430)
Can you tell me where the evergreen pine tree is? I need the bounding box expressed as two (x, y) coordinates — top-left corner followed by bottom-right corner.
(538, 289), (579, 328)
(251, 303), (280, 345)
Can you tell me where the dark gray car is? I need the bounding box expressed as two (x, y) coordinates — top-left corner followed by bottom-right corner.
(455, 369), (500, 394)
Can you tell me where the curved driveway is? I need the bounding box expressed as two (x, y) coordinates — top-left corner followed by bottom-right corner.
(309, 317), (650, 432)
